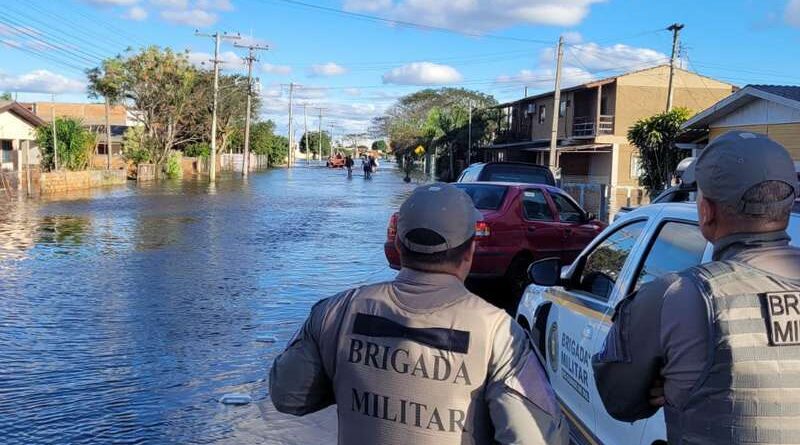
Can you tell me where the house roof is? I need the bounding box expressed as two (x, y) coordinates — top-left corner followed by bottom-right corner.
(682, 84), (800, 130)
(495, 64), (732, 108)
(0, 101), (47, 127)
(750, 85), (800, 102)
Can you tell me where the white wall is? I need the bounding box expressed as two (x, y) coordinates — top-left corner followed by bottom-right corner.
(0, 111), (37, 141)
(712, 98), (800, 128)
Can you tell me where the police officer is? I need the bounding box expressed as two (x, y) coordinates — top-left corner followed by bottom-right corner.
(270, 183), (567, 445)
(593, 131), (800, 444)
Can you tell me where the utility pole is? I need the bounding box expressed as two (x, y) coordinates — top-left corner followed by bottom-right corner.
(235, 42), (269, 177)
(329, 123), (335, 159)
(51, 94), (58, 171)
(548, 35), (564, 179)
(303, 104), (309, 163)
(196, 30), (241, 182)
(666, 23), (684, 112)
(467, 100), (473, 166)
(105, 96), (112, 170)
(316, 107), (325, 165)
(287, 82), (295, 167)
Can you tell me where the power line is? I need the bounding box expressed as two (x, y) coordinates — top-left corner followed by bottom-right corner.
(0, 16), (100, 66)
(264, 0), (554, 45)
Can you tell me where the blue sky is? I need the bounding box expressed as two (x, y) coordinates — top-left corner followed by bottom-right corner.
(0, 0), (798, 140)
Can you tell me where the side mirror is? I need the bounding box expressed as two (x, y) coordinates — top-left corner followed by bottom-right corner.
(528, 257), (562, 287)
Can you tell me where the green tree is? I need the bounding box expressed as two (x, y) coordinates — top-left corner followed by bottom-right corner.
(0, 92), (12, 101)
(375, 88), (498, 176)
(121, 125), (150, 164)
(182, 72), (257, 153)
(627, 107), (693, 197)
(36, 117), (96, 171)
(298, 130), (332, 157)
(88, 47), (198, 167)
(87, 58), (125, 169)
(371, 139), (388, 152)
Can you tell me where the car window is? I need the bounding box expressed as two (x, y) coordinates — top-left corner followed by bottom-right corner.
(578, 221), (646, 301)
(522, 189), (554, 221)
(453, 184), (507, 210)
(551, 193), (584, 223)
(459, 166), (480, 182)
(633, 222), (706, 291)
(481, 164), (553, 185)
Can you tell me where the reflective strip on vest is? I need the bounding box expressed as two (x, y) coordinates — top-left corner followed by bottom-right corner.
(666, 261), (800, 444)
(332, 282), (504, 445)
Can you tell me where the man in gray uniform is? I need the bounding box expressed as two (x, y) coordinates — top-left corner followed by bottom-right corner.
(270, 183), (567, 445)
(593, 131), (800, 444)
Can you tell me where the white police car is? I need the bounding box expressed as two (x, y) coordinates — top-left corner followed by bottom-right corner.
(515, 202), (800, 445)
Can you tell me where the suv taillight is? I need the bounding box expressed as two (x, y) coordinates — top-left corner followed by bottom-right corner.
(387, 212), (399, 240)
(475, 221), (491, 238)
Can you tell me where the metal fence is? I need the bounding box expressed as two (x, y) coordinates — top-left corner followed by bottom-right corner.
(562, 182), (609, 222)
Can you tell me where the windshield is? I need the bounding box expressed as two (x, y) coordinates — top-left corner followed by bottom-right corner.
(482, 164), (553, 185)
(454, 184), (508, 210)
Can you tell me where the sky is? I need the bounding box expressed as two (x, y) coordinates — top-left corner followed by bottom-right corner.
(0, 0), (798, 142)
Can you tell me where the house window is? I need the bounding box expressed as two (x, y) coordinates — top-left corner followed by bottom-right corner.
(0, 140), (11, 163)
(631, 155), (643, 179)
(538, 105), (546, 124)
(559, 100), (569, 117)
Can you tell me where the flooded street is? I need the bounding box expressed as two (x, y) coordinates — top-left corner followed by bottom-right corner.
(0, 164), (421, 444)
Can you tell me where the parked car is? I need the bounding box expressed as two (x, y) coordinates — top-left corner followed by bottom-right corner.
(384, 182), (605, 297)
(616, 157), (696, 217)
(456, 162), (555, 186)
(515, 202), (800, 445)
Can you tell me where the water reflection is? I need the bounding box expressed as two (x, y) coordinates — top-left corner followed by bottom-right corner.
(0, 163), (420, 444)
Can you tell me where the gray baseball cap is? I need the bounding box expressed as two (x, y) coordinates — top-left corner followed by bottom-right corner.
(397, 183), (482, 254)
(683, 131), (798, 215)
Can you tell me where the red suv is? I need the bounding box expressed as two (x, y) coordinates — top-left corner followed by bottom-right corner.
(384, 182), (606, 295)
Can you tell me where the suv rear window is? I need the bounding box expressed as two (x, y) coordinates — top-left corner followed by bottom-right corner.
(481, 164), (553, 185)
(454, 184), (507, 210)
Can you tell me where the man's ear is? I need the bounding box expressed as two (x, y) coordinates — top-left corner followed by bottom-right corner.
(698, 197), (715, 227)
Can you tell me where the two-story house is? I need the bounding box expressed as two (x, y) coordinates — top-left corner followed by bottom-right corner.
(486, 65), (735, 216)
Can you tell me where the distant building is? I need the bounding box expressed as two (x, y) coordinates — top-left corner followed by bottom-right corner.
(22, 102), (134, 156)
(0, 101), (46, 172)
(485, 65), (736, 215)
(680, 85), (800, 159)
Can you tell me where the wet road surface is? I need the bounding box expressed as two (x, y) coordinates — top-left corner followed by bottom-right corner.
(0, 164), (426, 444)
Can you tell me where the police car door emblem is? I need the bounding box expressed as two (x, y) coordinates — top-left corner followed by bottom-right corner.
(763, 291), (800, 346)
(548, 323), (558, 373)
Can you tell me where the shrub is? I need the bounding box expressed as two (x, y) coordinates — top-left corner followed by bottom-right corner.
(164, 151), (183, 179)
(184, 142), (210, 159)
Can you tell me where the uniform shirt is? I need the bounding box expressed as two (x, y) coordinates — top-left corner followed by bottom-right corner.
(269, 268), (568, 444)
(593, 230), (800, 422)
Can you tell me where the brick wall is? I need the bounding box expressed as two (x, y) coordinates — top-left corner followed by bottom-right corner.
(40, 170), (127, 194)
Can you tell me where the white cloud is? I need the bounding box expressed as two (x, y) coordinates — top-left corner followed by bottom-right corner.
(160, 8), (217, 26)
(496, 66), (595, 89)
(197, 0), (233, 11)
(0, 24), (41, 38)
(382, 62), (462, 85)
(309, 62), (347, 77)
(787, 0), (800, 27)
(262, 63), (292, 75)
(562, 31), (583, 44)
(124, 6), (148, 20)
(186, 50), (244, 70)
(0, 70), (86, 94)
(554, 42), (668, 72)
(344, 88), (361, 96)
(344, 0), (604, 32)
(150, 0), (187, 8)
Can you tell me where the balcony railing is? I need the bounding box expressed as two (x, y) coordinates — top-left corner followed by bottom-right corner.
(573, 115), (614, 137)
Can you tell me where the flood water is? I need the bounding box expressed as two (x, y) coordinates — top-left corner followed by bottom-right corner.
(0, 163), (423, 444)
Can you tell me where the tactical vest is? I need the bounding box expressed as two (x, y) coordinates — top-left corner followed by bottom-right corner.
(331, 282), (506, 445)
(666, 260), (800, 444)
